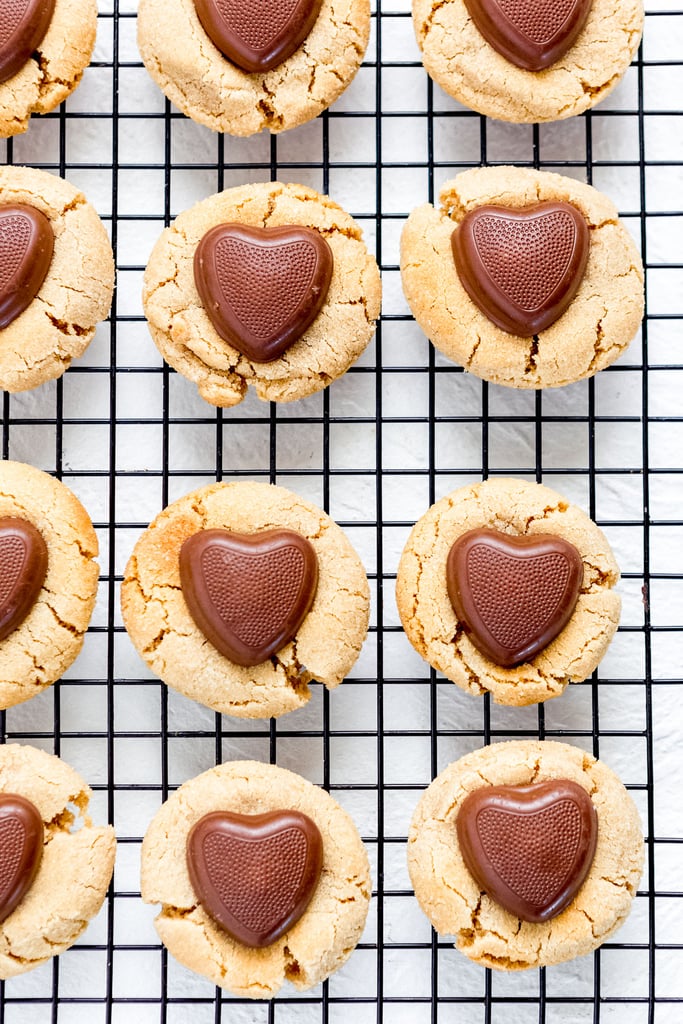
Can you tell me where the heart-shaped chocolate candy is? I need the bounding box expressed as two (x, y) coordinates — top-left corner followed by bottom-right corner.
(452, 201), (589, 336)
(464, 0), (592, 71)
(194, 0), (323, 73)
(0, 205), (54, 330)
(194, 224), (333, 362)
(179, 528), (319, 666)
(187, 810), (323, 946)
(457, 779), (597, 922)
(0, 0), (56, 84)
(0, 517), (48, 643)
(0, 793), (43, 923)
(447, 529), (583, 667)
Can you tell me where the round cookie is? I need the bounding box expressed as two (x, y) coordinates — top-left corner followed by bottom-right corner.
(0, 743), (116, 979)
(0, 0), (98, 138)
(408, 740), (644, 969)
(137, 0), (370, 136)
(121, 480), (370, 718)
(401, 167), (644, 389)
(141, 759), (371, 997)
(413, 0), (643, 123)
(0, 460), (99, 710)
(0, 166), (115, 393)
(395, 477), (621, 706)
(143, 181), (381, 407)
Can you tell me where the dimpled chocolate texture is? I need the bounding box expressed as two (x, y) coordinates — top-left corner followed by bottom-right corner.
(464, 0), (592, 71)
(0, 793), (43, 924)
(457, 780), (598, 922)
(452, 202), (589, 337)
(447, 529), (583, 667)
(0, 517), (49, 643)
(187, 810), (323, 946)
(0, 0), (56, 83)
(179, 528), (319, 666)
(193, 0), (323, 72)
(0, 206), (54, 330)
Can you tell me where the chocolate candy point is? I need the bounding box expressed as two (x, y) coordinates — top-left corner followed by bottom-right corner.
(0, 0), (56, 84)
(0, 517), (48, 643)
(187, 810), (323, 946)
(457, 780), (598, 922)
(0, 793), (44, 923)
(447, 529), (583, 667)
(193, 0), (323, 73)
(452, 201), (589, 337)
(179, 528), (319, 667)
(194, 223), (333, 363)
(0, 205), (54, 330)
(464, 0), (593, 72)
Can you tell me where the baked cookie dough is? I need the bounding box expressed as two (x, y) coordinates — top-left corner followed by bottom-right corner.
(143, 181), (381, 407)
(137, 0), (370, 135)
(408, 740), (644, 969)
(0, 743), (116, 979)
(0, 166), (115, 393)
(395, 477), (621, 706)
(0, 0), (98, 138)
(401, 167), (644, 389)
(0, 460), (99, 710)
(141, 759), (371, 997)
(121, 481), (370, 718)
(413, 0), (643, 123)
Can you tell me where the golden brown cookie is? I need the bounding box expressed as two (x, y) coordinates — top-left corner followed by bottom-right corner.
(408, 740), (644, 969)
(141, 759), (371, 997)
(121, 481), (370, 719)
(401, 167), (644, 390)
(413, 0), (643, 123)
(395, 478), (621, 706)
(0, 743), (116, 979)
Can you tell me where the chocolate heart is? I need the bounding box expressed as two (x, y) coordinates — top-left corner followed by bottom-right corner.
(452, 201), (589, 336)
(0, 0), (56, 83)
(187, 810), (323, 946)
(457, 779), (597, 922)
(447, 529), (583, 667)
(464, 0), (592, 71)
(0, 517), (48, 643)
(194, 224), (333, 363)
(0, 205), (54, 330)
(0, 793), (43, 923)
(179, 528), (319, 667)
(194, 0), (323, 73)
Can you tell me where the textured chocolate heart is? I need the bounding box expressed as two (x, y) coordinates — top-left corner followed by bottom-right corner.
(194, 224), (333, 362)
(179, 528), (319, 666)
(457, 780), (597, 922)
(0, 205), (54, 330)
(0, 517), (48, 643)
(447, 528), (583, 667)
(187, 810), (323, 946)
(464, 0), (592, 71)
(194, 0), (323, 73)
(0, 793), (43, 923)
(0, 0), (56, 83)
(452, 201), (589, 336)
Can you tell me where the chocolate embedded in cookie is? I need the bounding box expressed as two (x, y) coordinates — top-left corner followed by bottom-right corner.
(446, 528), (583, 667)
(179, 528), (319, 667)
(451, 201), (589, 337)
(463, 0), (592, 72)
(0, 793), (43, 924)
(193, 0), (323, 73)
(0, 517), (48, 643)
(0, 206), (54, 330)
(187, 809), (323, 947)
(456, 779), (598, 922)
(0, 0), (56, 84)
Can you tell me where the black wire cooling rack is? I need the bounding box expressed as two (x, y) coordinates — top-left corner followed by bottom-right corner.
(0, 1), (681, 1021)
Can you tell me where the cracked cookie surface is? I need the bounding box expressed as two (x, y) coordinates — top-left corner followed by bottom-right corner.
(137, 0), (370, 135)
(0, 460), (99, 710)
(0, 743), (116, 979)
(141, 759), (371, 997)
(395, 478), (621, 706)
(121, 481), (370, 719)
(0, 166), (115, 392)
(143, 181), (381, 406)
(413, 0), (643, 122)
(408, 740), (643, 969)
(401, 167), (644, 389)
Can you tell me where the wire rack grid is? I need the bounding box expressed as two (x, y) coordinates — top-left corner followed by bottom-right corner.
(0, 0), (680, 1020)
